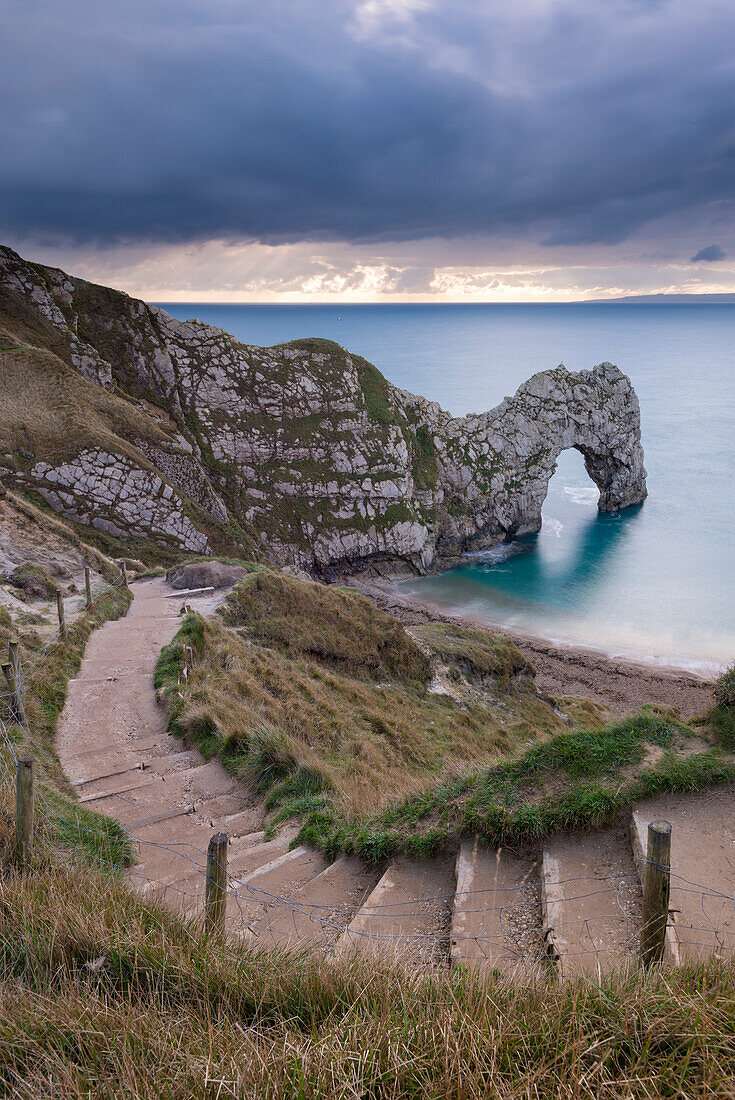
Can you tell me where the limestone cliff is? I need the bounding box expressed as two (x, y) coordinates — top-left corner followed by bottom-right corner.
(0, 245), (646, 574)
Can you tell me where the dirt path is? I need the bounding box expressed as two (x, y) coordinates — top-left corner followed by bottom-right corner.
(57, 578), (266, 925)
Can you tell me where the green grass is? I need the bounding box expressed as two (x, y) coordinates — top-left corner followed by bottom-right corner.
(695, 664), (735, 751)
(3, 865), (735, 1097)
(714, 662), (735, 709)
(0, 580), (134, 868)
(409, 424), (439, 489)
(356, 356), (397, 426)
(296, 710), (733, 861)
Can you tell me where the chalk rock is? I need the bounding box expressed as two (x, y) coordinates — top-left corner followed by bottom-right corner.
(0, 245), (647, 575)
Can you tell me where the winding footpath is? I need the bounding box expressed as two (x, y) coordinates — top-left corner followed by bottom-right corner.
(58, 579), (735, 976)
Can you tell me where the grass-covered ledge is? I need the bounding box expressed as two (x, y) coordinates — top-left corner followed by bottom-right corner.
(154, 568), (732, 863)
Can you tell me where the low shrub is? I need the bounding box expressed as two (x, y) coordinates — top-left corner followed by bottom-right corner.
(715, 663), (735, 708)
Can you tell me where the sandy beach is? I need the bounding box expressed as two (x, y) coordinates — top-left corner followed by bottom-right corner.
(354, 579), (715, 720)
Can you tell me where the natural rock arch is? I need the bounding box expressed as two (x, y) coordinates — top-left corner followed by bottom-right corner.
(0, 246), (647, 576)
(428, 363), (647, 562)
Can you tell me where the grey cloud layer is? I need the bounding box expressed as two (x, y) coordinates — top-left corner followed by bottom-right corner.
(691, 244), (726, 262)
(1, 0), (734, 249)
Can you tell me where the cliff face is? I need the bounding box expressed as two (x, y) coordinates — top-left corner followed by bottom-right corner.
(0, 245), (647, 574)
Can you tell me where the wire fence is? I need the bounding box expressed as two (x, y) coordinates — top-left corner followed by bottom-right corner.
(2, 576), (735, 973)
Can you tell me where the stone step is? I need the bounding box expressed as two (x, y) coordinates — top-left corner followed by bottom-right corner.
(63, 736), (164, 764)
(235, 846), (331, 935)
(130, 817), (264, 881)
(451, 839), (542, 978)
(144, 749), (203, 774)
(68, 763), (150, 787)
(257, 855), (383, 949)
(82, 764), (243, 826)
(78, 776), (158, 805)
(631, 786), (735, 963)
(541, 827), (641, 979)
(137, 828), (298, 890)
(336, 856), (455, 968)
(151, 759), (239, 801)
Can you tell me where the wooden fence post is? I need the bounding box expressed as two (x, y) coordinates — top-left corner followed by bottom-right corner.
(56, 591), (66, 638)
(118, 560), (128, 587)
(205, 832), (228, 934)
(640, 819), (671, 967)
(84, 566), (92, 610)
(5, 640), (25, 725)
(15, 755), (34, 867)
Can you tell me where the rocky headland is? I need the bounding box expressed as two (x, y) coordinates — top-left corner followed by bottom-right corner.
(0, 244), (646, 577)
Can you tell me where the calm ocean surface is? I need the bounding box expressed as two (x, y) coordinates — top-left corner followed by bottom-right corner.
(156, 302), (735, 673)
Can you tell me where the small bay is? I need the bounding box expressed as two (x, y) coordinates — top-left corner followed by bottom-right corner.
(156, 301), (735, 672)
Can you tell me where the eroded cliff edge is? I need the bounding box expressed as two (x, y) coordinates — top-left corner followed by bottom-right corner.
(0, 245), (646, 575)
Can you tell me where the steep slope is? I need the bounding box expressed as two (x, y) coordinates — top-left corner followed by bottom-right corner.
(0, 244), (647, 575)
(154, 568), (602, 833)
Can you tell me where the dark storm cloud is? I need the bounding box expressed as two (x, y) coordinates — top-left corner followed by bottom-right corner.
(691, 244), (726, 262)
(1, 0), (734, 249)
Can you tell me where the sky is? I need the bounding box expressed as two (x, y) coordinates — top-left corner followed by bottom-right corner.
(2, 0), (735, 302)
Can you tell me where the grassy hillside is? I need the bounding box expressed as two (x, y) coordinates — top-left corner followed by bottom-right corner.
(154, 568), (610, 841)
(0, 343), (170, 466)
(3, 864), (735, 1098)
(152, 566), (733, 861)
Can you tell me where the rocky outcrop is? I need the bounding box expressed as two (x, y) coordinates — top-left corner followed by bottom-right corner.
(30, 450), (209, 552)
(0, 245), (646, 573)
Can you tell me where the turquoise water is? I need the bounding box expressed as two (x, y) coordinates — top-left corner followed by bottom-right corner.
(156, 302), (735, 672)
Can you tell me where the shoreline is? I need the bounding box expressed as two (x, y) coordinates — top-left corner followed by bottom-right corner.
(353, 579), (715, 721)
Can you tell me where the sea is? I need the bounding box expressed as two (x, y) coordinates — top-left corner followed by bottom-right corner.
(155, 302), (735, 674)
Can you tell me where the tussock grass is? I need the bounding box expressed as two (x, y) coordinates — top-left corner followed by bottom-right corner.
(714, 663), (735, 708)
(155, 570), (729, 863)
(220, 569), (432, 684)
(156, 612), (530, 819)
(154, 572), (609, 849)
(411, 621), (533, 688)
(2, 865), (735, 1097)
(696, 664), (735, 751)
(4, 561), (60, 601)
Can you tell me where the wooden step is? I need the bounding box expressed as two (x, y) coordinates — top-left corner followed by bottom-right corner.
(542, 828), (641, 978)
(336, 856), (455, 968)
(451, 839), (542, 978)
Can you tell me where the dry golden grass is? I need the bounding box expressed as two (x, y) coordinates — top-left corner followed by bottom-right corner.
(0, 344), (172, 466)
(183, 623), (521, 815)
(221, 569), (432, 684)
(158, 572), (586, 820)
(2, 864), (735, 1099)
